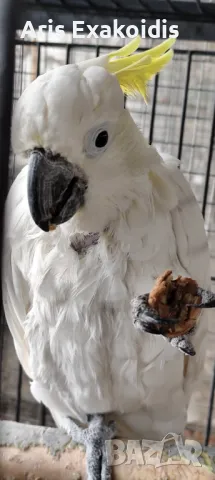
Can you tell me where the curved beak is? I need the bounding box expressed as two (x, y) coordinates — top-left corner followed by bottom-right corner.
(27, 149), (88, 232)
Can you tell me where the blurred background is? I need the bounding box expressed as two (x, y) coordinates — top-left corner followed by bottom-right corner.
(1, 0), (215, 445)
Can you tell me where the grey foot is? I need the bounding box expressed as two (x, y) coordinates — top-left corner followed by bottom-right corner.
(67, 414), (116, 480)
(131, 295), (196, 356)
(131, 294), (179, 336)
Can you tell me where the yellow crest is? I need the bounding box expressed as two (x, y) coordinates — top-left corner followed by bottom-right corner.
(107, 36), (176, 102)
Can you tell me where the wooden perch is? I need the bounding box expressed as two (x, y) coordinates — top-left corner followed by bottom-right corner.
(0, 420), (215, 479)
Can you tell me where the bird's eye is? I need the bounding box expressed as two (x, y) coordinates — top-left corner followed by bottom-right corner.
(84, 123), (112, 158)
(95, 130), (108, 148)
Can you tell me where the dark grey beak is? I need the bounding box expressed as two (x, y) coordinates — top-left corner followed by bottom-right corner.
(27, 148), (88, 232)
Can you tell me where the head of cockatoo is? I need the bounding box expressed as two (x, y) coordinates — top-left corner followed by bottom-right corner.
(11, 37), (175, 233)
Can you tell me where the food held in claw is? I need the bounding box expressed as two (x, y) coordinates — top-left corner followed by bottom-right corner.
(148, 270), (202, 338)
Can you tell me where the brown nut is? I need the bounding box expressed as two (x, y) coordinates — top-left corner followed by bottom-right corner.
(148, 270), (202, 338)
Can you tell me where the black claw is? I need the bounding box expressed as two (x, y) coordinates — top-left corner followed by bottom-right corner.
(170, 336), (196, 356)
(134, 317), (168, 335)
(143, 307), (180, 326)
(135, 307), (180, 327)
(179, 346), (196, 356)
(133, 308), (181, 337)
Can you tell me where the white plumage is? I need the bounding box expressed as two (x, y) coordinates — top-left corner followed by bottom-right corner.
(2, 52), (211, 443)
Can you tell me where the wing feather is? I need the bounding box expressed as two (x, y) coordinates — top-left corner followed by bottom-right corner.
(2, 166), (32, 378)
(162, 153), (210, 287)
(161, 152), (212, 426)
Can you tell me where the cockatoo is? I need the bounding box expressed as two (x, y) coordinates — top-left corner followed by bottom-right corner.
(2, 37), (215, 479)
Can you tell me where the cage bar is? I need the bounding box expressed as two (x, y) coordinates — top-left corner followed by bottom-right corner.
(177, 52), (192, 160)
(0, 0), (17, 408)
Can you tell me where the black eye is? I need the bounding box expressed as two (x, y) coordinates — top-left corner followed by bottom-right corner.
(95, 130), (108, 148)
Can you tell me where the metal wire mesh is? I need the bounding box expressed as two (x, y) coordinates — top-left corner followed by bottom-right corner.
(1, 34), (215, 440)
(17, 0), (215, 43)
(20, 0), (215, 19)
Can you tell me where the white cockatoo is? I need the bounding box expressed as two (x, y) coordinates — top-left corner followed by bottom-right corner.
(2, 37), (215, 478)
